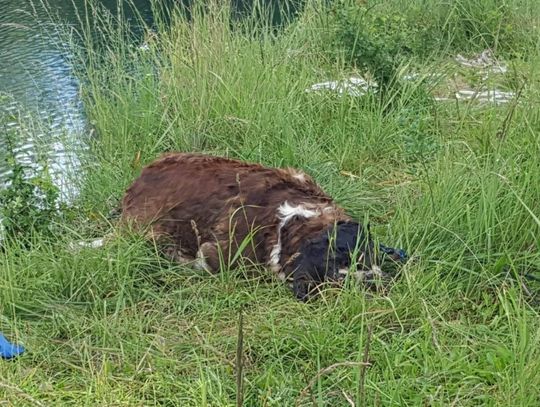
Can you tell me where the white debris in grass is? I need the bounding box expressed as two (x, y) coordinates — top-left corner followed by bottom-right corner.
(455, 49), (508, 75)
(68, 237), (106, 251)
(455, 89), (515, 104)
(402, 72), (445, 82)
(306, 49), (515, 104)
(305, 77), (378, 97)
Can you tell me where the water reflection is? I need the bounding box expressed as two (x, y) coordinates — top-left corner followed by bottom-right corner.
(0, 0), (155, 198)
(0, 0), (300, 198)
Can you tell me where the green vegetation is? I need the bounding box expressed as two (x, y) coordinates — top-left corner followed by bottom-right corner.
(2, 0), (540, 405)
(0, 131), (67, 246)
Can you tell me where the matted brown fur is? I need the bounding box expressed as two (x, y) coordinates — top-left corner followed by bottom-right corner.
(121, 153), (351, 277)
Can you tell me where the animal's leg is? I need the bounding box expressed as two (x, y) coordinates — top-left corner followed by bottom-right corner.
(162, 244), (195, 265)
(196, 241), (223, 273)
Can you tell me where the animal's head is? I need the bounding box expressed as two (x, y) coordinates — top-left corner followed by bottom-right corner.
(292, 221), (396, 301)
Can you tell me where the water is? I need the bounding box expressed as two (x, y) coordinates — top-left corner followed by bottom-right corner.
(0, 0), (155, 197)
(0, 0), (301, 197)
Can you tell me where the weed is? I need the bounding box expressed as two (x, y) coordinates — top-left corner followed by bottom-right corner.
(0, 129), (66, 245)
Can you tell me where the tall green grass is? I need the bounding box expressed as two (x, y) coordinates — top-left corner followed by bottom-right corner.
(2, 0), (540, 405)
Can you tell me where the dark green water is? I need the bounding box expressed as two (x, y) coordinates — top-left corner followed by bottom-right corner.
(0, 0), (158, 194)
(0, 0), (301, 195)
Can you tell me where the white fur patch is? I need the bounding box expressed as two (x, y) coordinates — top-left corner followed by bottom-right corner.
(293, 173), (307, 182)
(277, 271), (294, 282)
(352, 270), (368, 281)
(352, 266), (383, 281)
(269, 250), (283, 272)
(278, 201), (319, 221)
(269, 202), (321, 272)
(370, 265), (383, 277)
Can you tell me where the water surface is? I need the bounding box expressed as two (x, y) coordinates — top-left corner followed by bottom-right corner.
(0, 0), (300, 196)
(0, 0), (154, 195)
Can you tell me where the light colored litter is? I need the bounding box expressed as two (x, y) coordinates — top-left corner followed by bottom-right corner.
(307, 50), (515, 105)
(433, 96), (453, 102)
(455, 89), (515, 104)
(138, 43), (150, 51)
(305, 77), (378, 97)
(455, 49), (508, 76)
(402, 72), (445, 82)
(306, 72), (444, 97)
(68, 238), (106, 251)
(434, 89), (515, 104)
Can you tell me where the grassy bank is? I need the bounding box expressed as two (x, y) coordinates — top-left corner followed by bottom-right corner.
(2, 0), (540, 405)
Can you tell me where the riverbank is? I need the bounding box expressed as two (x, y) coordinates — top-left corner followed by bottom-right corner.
(2, 1), (540, 405)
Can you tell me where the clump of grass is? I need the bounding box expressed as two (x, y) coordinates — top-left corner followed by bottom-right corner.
(2, 0), (540, 405)
(0, 113), (71, 246)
